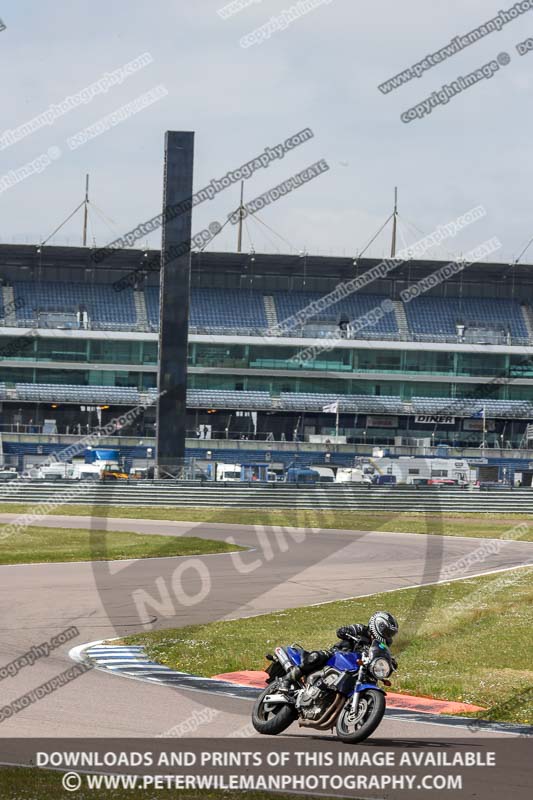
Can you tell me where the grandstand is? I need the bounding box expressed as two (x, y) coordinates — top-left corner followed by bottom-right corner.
(1, 243), (533, 475)
(404, 296), (529, 343)
(12, 280), (137, 329)
(4, 279), (533, 344)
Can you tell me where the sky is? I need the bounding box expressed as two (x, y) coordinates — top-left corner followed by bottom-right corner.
(0, 0), (532, 264)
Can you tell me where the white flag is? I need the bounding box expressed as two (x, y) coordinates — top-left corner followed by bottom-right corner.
(322, 401), (339, 414)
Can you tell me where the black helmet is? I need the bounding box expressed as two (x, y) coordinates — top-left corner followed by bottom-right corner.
(368, 611), (399, 645)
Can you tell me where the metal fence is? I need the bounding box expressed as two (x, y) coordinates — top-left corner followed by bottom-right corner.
(0, 481), (531, 512)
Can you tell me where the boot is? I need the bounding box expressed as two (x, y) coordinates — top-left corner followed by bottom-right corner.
(279, 666), (302, 691)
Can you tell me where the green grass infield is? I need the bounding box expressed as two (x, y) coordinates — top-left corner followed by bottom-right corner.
(0, 524), (244, 565)
(0, 504), (531, 540)
(125, 566), (533, 725)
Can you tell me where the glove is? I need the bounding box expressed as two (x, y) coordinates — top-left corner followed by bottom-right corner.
(336, 625), (359, 640)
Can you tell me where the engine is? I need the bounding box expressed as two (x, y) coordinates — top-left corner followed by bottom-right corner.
(295, 669), (340, 720)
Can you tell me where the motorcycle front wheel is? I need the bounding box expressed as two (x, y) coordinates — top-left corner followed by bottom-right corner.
(251, 684), (297, 735)
(335, 689), (386, 743)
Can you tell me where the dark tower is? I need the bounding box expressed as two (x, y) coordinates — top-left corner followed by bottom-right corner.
(156, 131), (195, 476)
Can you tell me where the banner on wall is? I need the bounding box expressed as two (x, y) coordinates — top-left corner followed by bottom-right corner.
(414, 415), (455, 425)
(366, 415), (398, 428)
(463, 419), (495, 432)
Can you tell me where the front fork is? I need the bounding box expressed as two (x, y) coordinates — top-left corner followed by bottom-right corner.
(351, 664), (365, 715)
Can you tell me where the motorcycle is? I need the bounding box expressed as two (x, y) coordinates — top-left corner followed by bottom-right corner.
(251, 635), (397, 743)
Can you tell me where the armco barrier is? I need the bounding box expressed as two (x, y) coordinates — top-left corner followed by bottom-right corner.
(0, 481), (532, 512)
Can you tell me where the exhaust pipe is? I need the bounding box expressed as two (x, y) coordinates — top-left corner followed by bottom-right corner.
(298, 694), (344, 730)
(274, 647), (293, 673)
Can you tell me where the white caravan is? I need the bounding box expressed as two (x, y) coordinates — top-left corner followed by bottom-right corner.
(369, 457), (474, 485)
(312, 466), (336, 483)
(335, 467), (372, 484)
(215, 463), (241, 482)
(30, 462), (103, 481)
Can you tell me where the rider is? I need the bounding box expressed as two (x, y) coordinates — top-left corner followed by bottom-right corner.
(281, 611), (399, 685)
(334, 610), (399, 651)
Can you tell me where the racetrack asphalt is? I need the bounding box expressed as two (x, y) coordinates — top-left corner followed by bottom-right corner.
(0, 513), (532, 744)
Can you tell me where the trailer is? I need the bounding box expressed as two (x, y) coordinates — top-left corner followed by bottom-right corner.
(368, 457), (474, 485)
(311, 466), (336, 483)
(335, 467), (372, 484)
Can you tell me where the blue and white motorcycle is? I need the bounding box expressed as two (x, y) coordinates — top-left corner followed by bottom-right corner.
(251, 636), (397, 743)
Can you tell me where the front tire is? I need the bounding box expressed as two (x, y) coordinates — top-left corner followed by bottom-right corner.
(251, 684), (297, 735)
(335, 689), (385, 743)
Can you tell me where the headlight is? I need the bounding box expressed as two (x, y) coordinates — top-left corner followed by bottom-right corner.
(371, 657), (391, 679)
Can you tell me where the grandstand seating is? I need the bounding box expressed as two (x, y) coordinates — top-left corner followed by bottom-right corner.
(3, 283), (531, 346)
(145, 286), (160, 328)
(146, 287), (268, 332)
(272, 291), (398, 336)
(190, 288), (267, 332)
(412, 396), (533, 418)
(3, 383), (532, 417)
(278, 392), (533, 417)
(279, 392), (404, 413)
(12, 282), (137, 328)
(187, 389), (272, 409)
(13, 383), (141, 404)
(3, 384), (272, 409)
(183, 447), (356, 468)
(404, 297), (528, 340)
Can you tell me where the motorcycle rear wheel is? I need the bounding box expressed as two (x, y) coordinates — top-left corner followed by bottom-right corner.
(335, 689), (385, 743)
(251, 684), (297, 735)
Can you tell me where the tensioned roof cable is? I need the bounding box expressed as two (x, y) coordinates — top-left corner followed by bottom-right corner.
(88, 201), (122, 241)
(398, 214), (462, 262)
(513, 232), (533, 265)
(198, 206), (238, 252)
(41, 200), (85, 246)
(248, 212), (298, 253)
(396, 218), (411, 253)
(355, 212), (394, 259)
(243, 217), (256, 252)
(247, 214), (282, 253)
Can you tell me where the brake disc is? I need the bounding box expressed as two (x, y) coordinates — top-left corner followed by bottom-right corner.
(347, 697), (368, 724)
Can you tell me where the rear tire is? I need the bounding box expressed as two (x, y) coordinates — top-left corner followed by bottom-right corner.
(252, 684), (297, 735)
(335, 689), (385, 743)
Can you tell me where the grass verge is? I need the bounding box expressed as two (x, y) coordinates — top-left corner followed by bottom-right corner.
(0, 525), (243, 565)
(0, 768), (337, 800)
(0, 504), (531, 539)
(125, 567), (533, 724)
